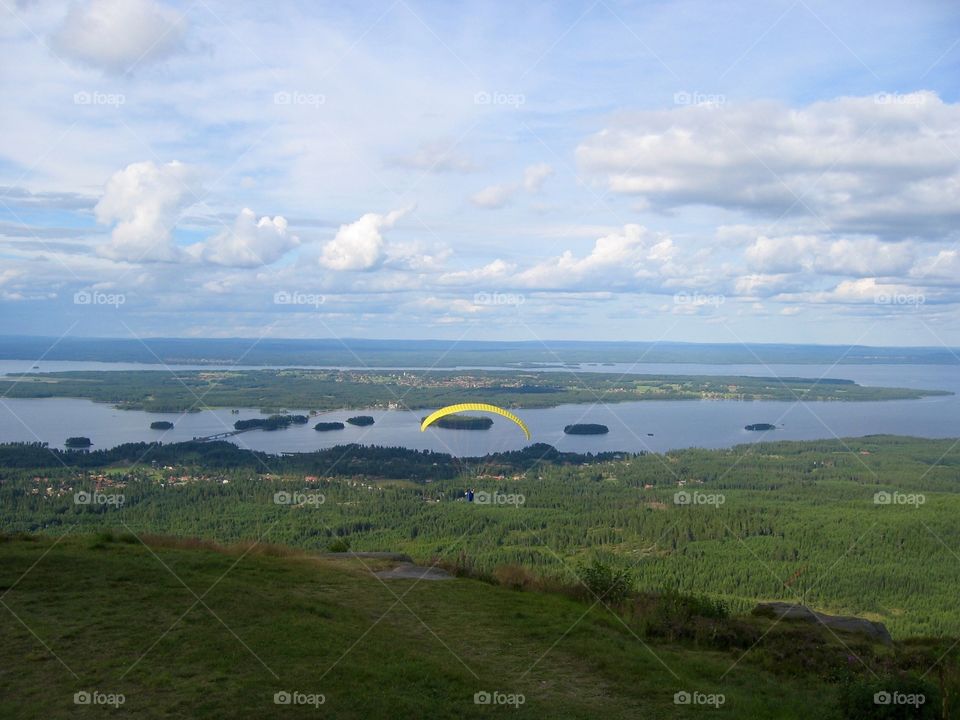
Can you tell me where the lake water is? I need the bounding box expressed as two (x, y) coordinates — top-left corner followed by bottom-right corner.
(0, 363), (957, 455)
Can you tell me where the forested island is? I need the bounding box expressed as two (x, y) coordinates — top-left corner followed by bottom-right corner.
(346, 416), (375, 426)
(64, 436), (92, 448)
(150, 421), (174, 430)
(426, 414), (493, 430)
(0, 368), (946, 413)
(564, 423), (609, 435)
(234, 414), (308, 431)
(314, 422), (345, 432)
(745, 423), (777, 431)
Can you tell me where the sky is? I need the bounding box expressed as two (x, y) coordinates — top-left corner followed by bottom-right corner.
(1, 0), (959, 349)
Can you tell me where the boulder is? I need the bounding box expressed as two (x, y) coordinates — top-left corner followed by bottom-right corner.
(752, 602), (892, 644)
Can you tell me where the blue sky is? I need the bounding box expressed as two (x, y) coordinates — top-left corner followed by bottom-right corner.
(1, 0), (959, 348)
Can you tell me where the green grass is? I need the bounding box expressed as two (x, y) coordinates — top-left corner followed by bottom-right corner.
(0, 533), (854, 719)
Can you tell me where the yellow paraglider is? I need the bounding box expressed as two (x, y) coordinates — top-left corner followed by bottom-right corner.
(420, 403), (531, 441)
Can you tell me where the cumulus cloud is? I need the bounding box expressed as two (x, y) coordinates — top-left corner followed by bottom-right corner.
(320, 207), (412, 271)
(745, 234), (914, 276)
(52, 0), (187, 73)
(95, 160), (197, 263)
(577, 92), (960, 237)
(188, 208), (299, 267)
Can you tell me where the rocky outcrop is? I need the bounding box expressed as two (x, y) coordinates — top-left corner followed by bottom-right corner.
(753, 602), (892, 644)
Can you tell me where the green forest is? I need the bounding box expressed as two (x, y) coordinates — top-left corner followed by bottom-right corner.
(0, 368), (946, 412)
(2, 434), (959, 639)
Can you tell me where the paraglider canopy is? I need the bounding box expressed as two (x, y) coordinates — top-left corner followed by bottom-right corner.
(420, 403), (531, 441)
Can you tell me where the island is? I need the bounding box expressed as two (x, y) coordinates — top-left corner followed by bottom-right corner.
(346, 416), (375, 427)
(425, 414), (493, 430)
(150, 421), (174, 430)
(745, 423), (777, 431)
(314, 422), (346, 432)
(234, 415), (308, 432)
(0, 368), (949, 413)
(64, 436), (92, 448)
(564, 423), (609, 435)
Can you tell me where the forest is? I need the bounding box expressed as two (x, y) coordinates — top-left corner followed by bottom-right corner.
(2, 434), (958, 638)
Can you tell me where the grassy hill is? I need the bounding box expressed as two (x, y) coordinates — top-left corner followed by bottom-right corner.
(0, 532), (946, 719)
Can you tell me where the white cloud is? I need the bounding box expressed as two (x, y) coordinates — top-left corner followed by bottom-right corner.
(577, 92), (960, 238)
(745, 235), (914, 276)
(470, 184), (515, 209)
(523, 163), (554, 192)
(95, 160), (197, 263)
(51, 0), (187, 73)
(320, 207), (412, 271)
(188, 208), (299, 267)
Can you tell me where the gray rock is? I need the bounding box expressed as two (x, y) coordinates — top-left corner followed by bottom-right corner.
(753, 602), (892, 644)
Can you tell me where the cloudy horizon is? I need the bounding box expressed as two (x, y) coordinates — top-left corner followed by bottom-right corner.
(2, 0), (959, 348)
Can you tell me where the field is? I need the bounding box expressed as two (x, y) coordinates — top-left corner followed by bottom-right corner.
(0, 532), (943, 719)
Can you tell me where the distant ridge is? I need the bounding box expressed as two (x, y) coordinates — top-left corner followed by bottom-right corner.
(1, 336), (957, 366)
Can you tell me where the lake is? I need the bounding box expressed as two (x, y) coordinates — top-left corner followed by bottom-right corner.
(0, 362), (957, 455)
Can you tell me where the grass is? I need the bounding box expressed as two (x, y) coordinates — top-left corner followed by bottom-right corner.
(0, 532), (856, 719)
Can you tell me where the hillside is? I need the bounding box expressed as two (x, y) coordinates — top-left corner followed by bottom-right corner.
(1, 533), (950, 719)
